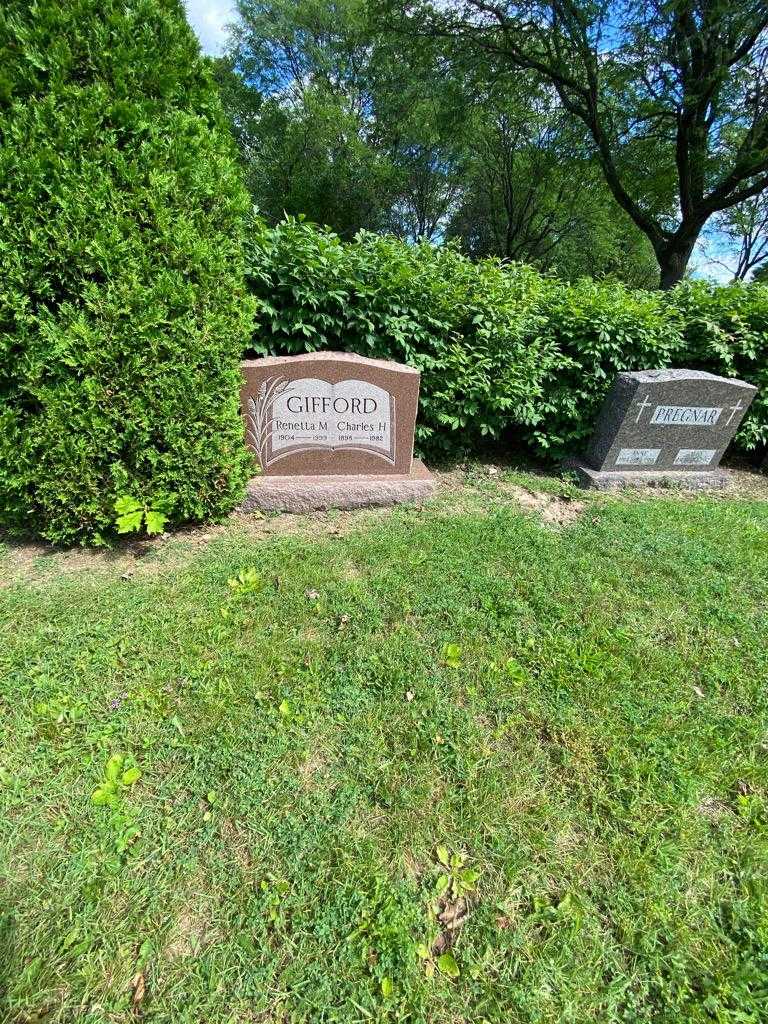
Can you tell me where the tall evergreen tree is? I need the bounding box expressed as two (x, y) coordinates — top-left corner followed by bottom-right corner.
(0, 0), (255, 543)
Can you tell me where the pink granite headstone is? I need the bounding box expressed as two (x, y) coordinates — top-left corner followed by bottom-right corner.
(239, 352), (435, 511)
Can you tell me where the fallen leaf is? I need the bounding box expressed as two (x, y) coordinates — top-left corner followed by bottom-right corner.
(131, 971), (146, 1006)
(438, 898), (468, 929)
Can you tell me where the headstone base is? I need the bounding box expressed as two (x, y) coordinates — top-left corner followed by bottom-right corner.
(564, 458), (728, 492)
(241, 459), (437, 513)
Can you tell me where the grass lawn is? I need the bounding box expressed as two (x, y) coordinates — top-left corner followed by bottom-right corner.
(1, 467), (768, 1023)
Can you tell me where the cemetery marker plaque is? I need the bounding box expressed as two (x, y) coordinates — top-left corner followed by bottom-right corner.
(568, 369), (757, 489)
(239, 352), (435, 511)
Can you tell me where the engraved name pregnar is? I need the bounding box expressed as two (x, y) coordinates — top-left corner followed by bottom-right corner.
(649, 405), (722, 426)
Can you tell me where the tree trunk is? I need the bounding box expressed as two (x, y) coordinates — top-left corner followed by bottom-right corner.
(657, 236), (699, 289)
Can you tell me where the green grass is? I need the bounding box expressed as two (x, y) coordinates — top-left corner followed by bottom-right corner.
(2, 488), (768, 1023)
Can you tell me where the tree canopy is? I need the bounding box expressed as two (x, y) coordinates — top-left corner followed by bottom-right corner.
(394, 0), (768, 287)
(215, 0), (768, 287)
(221, 0), (657, 283)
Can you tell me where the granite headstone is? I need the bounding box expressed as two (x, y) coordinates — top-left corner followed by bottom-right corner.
(568, 369), (757, 489)
(239, 352), (435, 510)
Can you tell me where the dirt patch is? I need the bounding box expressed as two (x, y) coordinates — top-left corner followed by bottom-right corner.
(0, 508), (394, 586)
(401, 850), (425, 881)
(297, 748), (326, 791)
(341, 560), (364, 580)
(0, 522), (231, 587)
(166, 905), (214, 960)
(219, 818), (253, 871)
(229, 504), (402, 541)
(499, 484), (586, 526)
(701, 458), (768, 500)
(431, 465), (471, 491)
(697, 796), (731, 822)
(0, 538), (134, 584)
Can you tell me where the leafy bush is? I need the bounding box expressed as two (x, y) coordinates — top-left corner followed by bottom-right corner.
(248, 217), (559, 449)
(0, 0), (254, 544)
(248, 218), (767, 460)
(668, 280), (768, 452)
(527, 279), (683, 457)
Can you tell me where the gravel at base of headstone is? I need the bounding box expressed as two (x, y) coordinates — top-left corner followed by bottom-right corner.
(564, 459), (729, 491)
(567, 369), (757, 489)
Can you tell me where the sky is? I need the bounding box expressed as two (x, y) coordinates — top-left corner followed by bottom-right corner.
(694, 234), (739, 283)
(184, 0), (235, 56)
(182, 1), (743, 281)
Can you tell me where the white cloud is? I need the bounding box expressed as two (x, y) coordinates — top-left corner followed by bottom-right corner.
(184, 0), (236, 56)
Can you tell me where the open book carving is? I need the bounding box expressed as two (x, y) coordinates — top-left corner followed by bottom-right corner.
(247, 376), (395, 469)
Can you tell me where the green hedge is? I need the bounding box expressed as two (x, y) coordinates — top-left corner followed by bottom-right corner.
(667, 280), (768, 453)
(0, 0), (254, 545)
(530, 280), (682, 456)
(248, 217), (768, 460)
(248, 217), (558, 449)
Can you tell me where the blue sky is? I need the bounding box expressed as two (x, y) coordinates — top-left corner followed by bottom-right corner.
(183, 1), (740, 280)
(184, 0), (235, 56)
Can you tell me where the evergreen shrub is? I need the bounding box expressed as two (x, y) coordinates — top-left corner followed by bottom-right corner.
(0, 0), (255, 543)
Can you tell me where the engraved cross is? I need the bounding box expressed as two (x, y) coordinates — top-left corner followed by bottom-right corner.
(635, 393), (653, 423)
(725, 398), (744, 426)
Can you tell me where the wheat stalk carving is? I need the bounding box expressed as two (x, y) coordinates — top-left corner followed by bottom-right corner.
(247, 376), (293, 468)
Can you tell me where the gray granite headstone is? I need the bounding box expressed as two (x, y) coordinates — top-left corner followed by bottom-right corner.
(569, 369), (757, 489)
